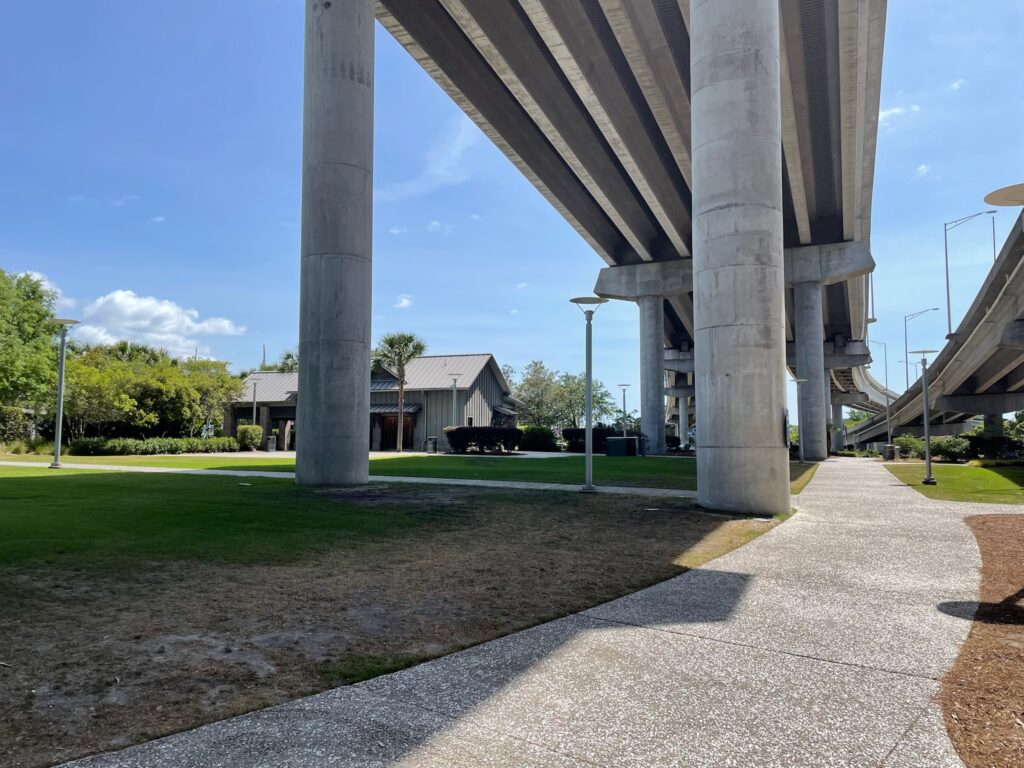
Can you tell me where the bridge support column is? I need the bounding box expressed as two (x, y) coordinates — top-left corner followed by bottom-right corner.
(691, 0), (789, 514)
(982, 414), (1004, 438)
(793, 280), (828, 461)
(296, 0), (374, 486)
(638, 295), (666, 454)
(831, 403), (845, 453)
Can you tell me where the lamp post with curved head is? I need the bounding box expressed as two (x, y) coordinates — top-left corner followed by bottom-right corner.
(50, 319), (80, 469)
(911, 349), (940, 486)
(943, 211), (996, 337)
(618, 384), (630, 438)
(570, 296), (608, 492)
(904, 308), (938, 390)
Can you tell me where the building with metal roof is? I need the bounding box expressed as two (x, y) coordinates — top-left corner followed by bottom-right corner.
(226, 354), (518, 452)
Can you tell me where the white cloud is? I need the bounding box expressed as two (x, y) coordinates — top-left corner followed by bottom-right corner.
(23, 271), (76, 311)
(510, 309), (519, 315)
(388, 226), (407, 235)
(516, 281), (529, 289)
(470, 213), (482, 221)
(110, 195), (140, 207)
(77, 289), (244, 357)
(376, 115), (481, 202)
(394, 294), (413, 309)
(949, 78), (968, 91)
(426, 220), (453, 235)
(913, 163), (931, 178)
(150, 215), (167, 224)
(67, 194), (86, 203)
(878, 104), (920, 128)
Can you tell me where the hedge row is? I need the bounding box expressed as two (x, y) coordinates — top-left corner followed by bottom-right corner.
(444, 426), (521, 453)
(69, 436), (240, 456)
(237, 425), (264, 452)
(0, 406), (29, 443)
(893, 433), (1021, 461)
(519, 425), (559, 452)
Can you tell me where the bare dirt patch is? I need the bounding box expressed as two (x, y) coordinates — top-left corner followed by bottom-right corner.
(0, 487), (775, 767)
(940, 515), (1024, 767)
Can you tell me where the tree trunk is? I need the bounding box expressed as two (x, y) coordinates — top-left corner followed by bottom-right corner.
(397, 379), (405, 453)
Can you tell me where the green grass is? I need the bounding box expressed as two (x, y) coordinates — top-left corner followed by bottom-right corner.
(886, 463), (1024, 504)
(0, 466), (427, 567)
(789, 462), (819, 494)
(1, 453), (820, 495)
(316, 653), (425, 687)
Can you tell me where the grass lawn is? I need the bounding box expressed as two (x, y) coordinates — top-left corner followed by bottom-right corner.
(886, 463), (1024, 504)
(0, 453), (820, 495)
(0, 465), (786, 767)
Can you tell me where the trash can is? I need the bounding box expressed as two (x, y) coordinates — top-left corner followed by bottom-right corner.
(883, 444), (895, 461)
(426, 436), (439, 454)
(266, 435), (277, 453)
(892, 445), (902, 461)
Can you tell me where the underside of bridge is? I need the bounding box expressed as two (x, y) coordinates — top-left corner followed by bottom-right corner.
(296, 0), (890, 513)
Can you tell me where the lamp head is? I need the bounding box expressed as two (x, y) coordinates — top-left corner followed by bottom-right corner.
(984, 183), (1024, 207)
(569, 296), (609, 306)
(54, 318), (80, 327)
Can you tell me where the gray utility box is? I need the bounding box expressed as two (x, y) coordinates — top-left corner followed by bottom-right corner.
(606, 437), (641, 457)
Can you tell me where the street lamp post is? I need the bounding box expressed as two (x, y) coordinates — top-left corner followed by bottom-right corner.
(49, 319), (80, 469)
(868, 340), (893, 445)
(571, 296), (609, 492)
(911, 350), (939, 486)
(904, 308), (938, 390)
(618, 384), (630, 438)
(943, 211), (996, 337)
(792, 377), (808, 464)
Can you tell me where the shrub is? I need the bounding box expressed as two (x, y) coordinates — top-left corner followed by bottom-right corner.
(519, 425), (558, 452)
(236, 425), (264, 452)
(931, 436), (971, 463)
(893, 434), (925, 459)
(444, 426), (521, 454)
(68, 436), (240, 456)
(965, 432), (1016, 460)
(0, 406), (29, 443)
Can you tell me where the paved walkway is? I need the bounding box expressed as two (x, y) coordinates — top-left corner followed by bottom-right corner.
(0, 460), (698, 499)
(64, 458), (990, 767)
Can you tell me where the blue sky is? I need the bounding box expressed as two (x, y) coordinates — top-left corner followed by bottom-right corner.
(1, 2), (1021, 417)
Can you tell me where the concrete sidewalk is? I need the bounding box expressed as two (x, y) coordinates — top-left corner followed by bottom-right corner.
(0, 460), (698, 499)
(65, 458), (984, 767)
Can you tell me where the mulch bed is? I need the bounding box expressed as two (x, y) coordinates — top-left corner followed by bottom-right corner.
(940, 514), (1024, 767)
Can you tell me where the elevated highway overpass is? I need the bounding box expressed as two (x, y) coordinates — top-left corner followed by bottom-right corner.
(851, 211), (1024, 447)
(296, 0), (890, 513)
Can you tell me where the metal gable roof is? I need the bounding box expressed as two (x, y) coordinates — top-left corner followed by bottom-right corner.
(237, 354), (510, 403)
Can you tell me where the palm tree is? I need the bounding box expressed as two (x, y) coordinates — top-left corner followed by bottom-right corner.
(372, 332), (427, 453)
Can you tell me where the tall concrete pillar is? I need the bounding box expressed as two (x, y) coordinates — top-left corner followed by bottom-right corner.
(296, 0), (374, 486)
(831, 403), (844, 453)
(638, 295), (666, 454)
(982, 414), (1004, 438)
(793, 281), (827, 461)
(691, 0), (789, 514)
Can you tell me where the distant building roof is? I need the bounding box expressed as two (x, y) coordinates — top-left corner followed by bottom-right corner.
(236, 354), (511, 404)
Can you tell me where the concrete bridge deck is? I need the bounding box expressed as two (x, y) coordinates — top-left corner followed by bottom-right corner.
(66, 458), (986, 767)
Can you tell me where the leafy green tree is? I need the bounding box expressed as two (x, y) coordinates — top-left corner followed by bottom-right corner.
(552, 372), (615, 429)
(181, 360), (243, 435)
(130, 361), (203, 437)
(512, 361), (560, 428)
(63, 350), (139, 440)
(372, 332), (427, 452)
(845, 409), (871, 427)
(0, 270), (58, 412)
(262, 350), (299, 372)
